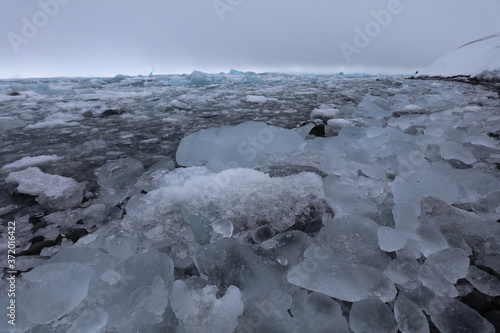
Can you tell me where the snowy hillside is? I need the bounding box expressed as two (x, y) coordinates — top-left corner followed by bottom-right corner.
(417, 33), (500, 81)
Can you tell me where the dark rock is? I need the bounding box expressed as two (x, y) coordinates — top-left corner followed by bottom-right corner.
(460, 290), (492, 314)
(65, 228), (89, 243)
(252, 226), (275, 244)
(404, 125), (426, 135)
(255, 165), (328, 178)
(100, 109), (124, 117)
(82, 110), (93, 118)
(309, 124), (325, 137)
(488, 132), (500, 141)
(484, 311), (500, 332)
(28, 235), (45, 244)
(8, 91), (21, 96)
(19, 240), (56, 256)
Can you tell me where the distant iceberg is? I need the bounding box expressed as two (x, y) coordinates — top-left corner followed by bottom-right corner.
(417, 33), (500, 81)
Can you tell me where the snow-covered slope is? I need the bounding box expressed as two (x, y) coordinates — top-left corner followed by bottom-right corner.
(417, 33), (500, 81)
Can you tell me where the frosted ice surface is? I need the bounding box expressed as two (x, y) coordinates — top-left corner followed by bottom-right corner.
(18, 262), (94, 325)
(188, 70), (214, 85)
(194, 239), (284, 300)
(293, 292), (349, 333)
(424, 248), (469, 283)
(1, 155), (62, 172)
(323, 176), (378, 216)
(354, 95), (393, 118)
(314, 215), (391, 270)
(429, 297), (494, 333)
(211, 218), (233, 238)
(95, 157), (144, 205)
(394, 295), (430, 333)
(418, 264), (458, 298)
(67, 310), (108, 333)
(244, 95), (278, 103)
(439, 141), (477, 164)
(392, 203), (420, 235)
(378, 227), (408, 252)
(103, 249), (174, 329)
(170, 281), (243, 333)
(287, 257), (397, 302)
(5, 167), (85, 210)
(349, 299), (398, 333)
(176, 121), (305, 171)
(392, 167), (460, 215)
(168, 99), (191, 110)
(415, 224), (449, 257)
(384, 257), (420, 286)
(310, 107), (339, 121)
(466, 266), (500, 296)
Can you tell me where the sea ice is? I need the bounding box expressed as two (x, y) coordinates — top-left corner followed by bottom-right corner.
(6, 167), (86, 210)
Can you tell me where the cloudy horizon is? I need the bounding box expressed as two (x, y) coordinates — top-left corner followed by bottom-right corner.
(1, 0), (500, 79)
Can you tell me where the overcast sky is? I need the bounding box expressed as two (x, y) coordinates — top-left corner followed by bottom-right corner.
(1, 0), (500, 78)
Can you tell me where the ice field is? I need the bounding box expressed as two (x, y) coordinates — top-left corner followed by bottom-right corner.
(0, 71), (499, 332)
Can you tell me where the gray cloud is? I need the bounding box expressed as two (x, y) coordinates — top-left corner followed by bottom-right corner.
(1, 0), (500, 78)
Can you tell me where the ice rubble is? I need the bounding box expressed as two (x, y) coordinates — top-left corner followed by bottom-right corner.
(5, 167), (86, 211)
(1, 155), (62, 172)
(417, 32), (500, 81)
(0, 74), (499, 333)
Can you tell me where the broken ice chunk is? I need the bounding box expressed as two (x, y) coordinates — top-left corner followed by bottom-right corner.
(170, 280), (243, 333)
(314, 215), (391, 270)
(466, 266), (500, 296)
(377, 227), (408, 252)
(349, 299), (398, 333)
(6, 167), (86, 210)
(429, 297), (494, 333)
(424, 248), (469, 283)
(293, 292), (349, 333)
(439, 141), (477, 165)
(18, 262), (94, 325)
(67, 309), (108, 333)
(418, 264), (458, 298)
(394, 295), (430, 333)
(392, 203), (421, 235)
(175, 121), (305, 171)
(384, 257), (419, 286)
(95, 157), (144, 205)
(287, 257), (397, 302)
(415, 224), (449, 257)
(211, 218), (233, 238)
(1, 154), (62, 172)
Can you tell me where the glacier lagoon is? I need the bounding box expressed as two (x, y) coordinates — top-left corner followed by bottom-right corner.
(0, 72), (499, 332)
